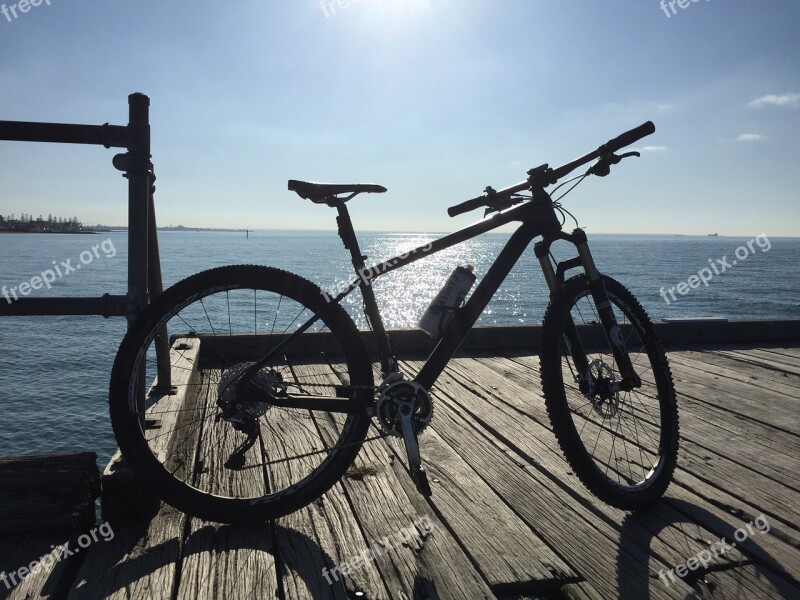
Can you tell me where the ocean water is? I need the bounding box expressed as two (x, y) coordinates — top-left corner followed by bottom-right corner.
(0, 230), (798, 465)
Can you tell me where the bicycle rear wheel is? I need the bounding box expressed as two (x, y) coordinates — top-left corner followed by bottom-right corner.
(109, 265), (373, 523)
(540, 274), (679, 509)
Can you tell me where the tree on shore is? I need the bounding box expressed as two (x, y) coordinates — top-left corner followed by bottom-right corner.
(0, 213), (85, 232)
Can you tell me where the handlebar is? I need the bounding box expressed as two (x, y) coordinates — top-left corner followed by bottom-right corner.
(447, 195), (489, 218)
(447, 121), (655, 217)
(602, 121), (655, 154)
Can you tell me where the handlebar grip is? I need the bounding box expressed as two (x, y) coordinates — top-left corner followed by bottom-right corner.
(447, 195), (487, 217)
(602, 121), (655, 153)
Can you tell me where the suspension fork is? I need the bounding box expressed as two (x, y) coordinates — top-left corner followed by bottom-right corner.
(571, 229), (641, 389)
(535, 232), (641, 391)
(534, 241), (591, 380)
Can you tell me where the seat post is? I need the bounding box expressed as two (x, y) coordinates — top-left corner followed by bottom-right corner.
(334, 202), (366, 268)
(333, 202), (398, 375)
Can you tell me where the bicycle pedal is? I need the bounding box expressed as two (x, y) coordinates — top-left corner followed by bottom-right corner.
(412, 468), (432, 497)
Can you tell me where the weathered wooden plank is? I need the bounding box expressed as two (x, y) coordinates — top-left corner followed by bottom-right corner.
(667, 351), (800, 418)
(175, 368), (280, 600)
(102, 337), (205, 523)
(70, 338), (203, 600)
(450, 354), (666, 487)
(408, 360), (694, 599)
(559, 580), (607, 600)
(268, 357), (390, 599)
(310, 361), (497, 599)
(0, 530), (81, 600)
(670, 346), (800, 389)
(454, 354), (800, 537)
(267, 362), (362, 600)
(719, 347), (800, 377)
(417, 428), (575, 587)
(668, 365), (800, 442)
(339, 428), (498, 599)
(689, 562), (800, 600)
(482, 351), (800, 492)
(412, 358), (796, 596)
(444, 356), (800, 592)
(0, 453), (99, 533)
(482, 349), (800, 516)
(761, 345), (800, 360)
(391, 364), (579, 590)
(178, 521), (280, 600)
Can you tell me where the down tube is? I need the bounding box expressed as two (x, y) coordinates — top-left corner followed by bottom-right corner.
(414, 221), (539, 389)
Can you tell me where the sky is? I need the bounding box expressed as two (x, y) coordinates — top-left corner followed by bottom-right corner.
(0, 0), (798, 235)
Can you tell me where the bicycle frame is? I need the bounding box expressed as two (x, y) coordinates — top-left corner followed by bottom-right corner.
(246, 185), (642, 410)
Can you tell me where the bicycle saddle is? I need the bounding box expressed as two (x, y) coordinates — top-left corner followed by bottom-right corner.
(288, 180), (387, 204)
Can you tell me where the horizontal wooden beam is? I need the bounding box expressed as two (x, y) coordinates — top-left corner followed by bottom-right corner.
(195, 318), (800, 361)
(0, 452), (100, 533)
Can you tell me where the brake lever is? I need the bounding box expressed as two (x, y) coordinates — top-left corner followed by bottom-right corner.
(483, 194), (521, 217)
(589, 151), (641, 177)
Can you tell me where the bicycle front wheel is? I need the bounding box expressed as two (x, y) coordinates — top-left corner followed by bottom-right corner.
(540, 274), (679, 509)
(109, 265), (373, 523)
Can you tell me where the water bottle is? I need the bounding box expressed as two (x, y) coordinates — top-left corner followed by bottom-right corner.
(418, 264), (476, 339)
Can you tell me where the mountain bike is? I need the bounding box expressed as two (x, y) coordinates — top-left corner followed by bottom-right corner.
(109, 122), (679, 523)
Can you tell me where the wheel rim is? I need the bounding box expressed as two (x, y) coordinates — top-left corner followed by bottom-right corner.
(122, 275), (371, 507)
(558, 287), (671, 492)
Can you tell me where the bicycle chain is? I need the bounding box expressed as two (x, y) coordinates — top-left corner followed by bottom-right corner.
(272, 430), (391, 464)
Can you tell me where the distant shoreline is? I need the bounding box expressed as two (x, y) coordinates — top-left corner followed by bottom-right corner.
(0, 230), (105, 234)
(0, 227), (247, 234)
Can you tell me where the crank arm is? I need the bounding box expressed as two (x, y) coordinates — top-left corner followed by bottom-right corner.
(397, 399), (432, 496)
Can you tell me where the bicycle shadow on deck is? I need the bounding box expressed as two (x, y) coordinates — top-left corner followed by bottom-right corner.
(58, 504), (434, 600)
(616, 498), (799, 599)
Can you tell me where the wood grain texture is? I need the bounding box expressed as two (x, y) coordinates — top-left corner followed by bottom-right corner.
(6, 339), (799, 599)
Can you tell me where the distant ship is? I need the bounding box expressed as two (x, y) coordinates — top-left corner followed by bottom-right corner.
(708, 233), (719, 237)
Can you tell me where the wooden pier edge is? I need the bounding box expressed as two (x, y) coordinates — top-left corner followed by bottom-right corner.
(198, 318), (800, 360)
(387, 318), (800, 352)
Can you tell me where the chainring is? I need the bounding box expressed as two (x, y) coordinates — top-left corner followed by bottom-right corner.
(376, 380), (434, 437)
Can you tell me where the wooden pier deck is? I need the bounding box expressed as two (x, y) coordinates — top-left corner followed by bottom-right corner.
(2, 341), (799, 599)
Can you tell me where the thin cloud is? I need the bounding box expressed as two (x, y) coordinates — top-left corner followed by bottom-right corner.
(737, 133), (765, 142)
(747, 93), (799, 109)
(640, 145), (668, 152)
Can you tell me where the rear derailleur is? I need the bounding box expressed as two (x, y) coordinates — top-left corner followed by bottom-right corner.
(214, 362), (284, 470)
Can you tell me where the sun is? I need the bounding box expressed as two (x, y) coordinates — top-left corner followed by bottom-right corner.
(320, 0), (436, 27)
